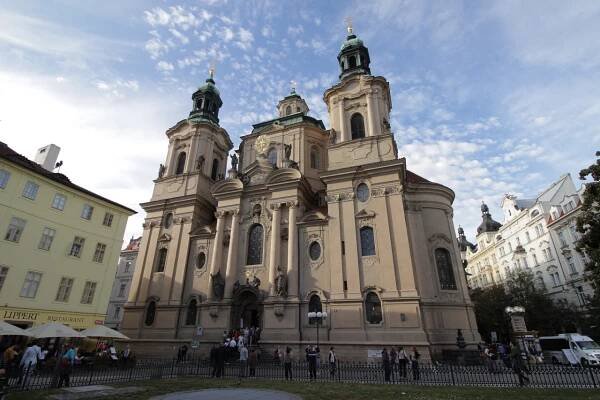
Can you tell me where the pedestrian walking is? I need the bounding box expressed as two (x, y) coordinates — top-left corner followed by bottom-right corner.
(328, 347), (336, 378)
(238, 345), (248, 378)
(390, 346), (397, 380)
(410, 347), (420, 381)
(248, 348), (258, 377)
(382, 348), (391, 382)
(283, 347), (293, 380)
(215, 345), (226, 378)
(209, 345), (218, 377)
(510, 342), (530, 386)
(397, 346), (408, 378)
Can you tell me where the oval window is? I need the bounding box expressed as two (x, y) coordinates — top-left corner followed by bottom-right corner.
(164, 213), (173, 228)
(196, 252), (206, 269)
(356, 183), (370, 202)
(309, 241), (321, 261)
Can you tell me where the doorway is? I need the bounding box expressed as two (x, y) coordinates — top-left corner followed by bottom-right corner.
(231, 290), (262, 330)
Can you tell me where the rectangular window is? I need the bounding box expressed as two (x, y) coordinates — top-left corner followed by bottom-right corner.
(113, 305), (121, 319)
(81, 281), (97, 304)
(22, 181), (39, 200)
(567, 256), (577, 274)
(569, 225), (578, 241)
(525, 231), (531, 242)
(102, 212), (114, 227)
(0, 266), (9, 292)
(81, 204), (94, 220)
(522, 257), (528, 268)
(93, 243), (107, 263)
(51, 193), (67, 210)
(558, 231), (567, 247)
(124, 261), (131, 272)
(20, 271), (42, 298)
(0, 169), (10, 189)
(55, 277), (74, 302)
(38, 227), (56, 251)
(118, 282), (127, 297)
(69, 236), (85, 258)
(5, 217), (26, 242)
(533, 253), (538, 265)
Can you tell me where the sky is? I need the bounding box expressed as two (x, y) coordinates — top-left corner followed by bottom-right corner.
(1, 0), (600, 246)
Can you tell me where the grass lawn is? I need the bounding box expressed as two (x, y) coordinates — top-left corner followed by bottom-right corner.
(6, 378), (600, 400)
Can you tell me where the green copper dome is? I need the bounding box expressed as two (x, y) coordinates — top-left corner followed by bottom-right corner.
(340, 34), (364, 51)
(197, 78), (220, 96)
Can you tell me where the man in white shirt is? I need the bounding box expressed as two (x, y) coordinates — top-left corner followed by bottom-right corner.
(20, 341), (42, 387)
(239, 345), (248, 378)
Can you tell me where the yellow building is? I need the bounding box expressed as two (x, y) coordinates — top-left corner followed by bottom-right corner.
(0, 141), (135, 330)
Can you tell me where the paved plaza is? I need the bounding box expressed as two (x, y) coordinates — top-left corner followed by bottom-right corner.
(150, 389), (302, 400)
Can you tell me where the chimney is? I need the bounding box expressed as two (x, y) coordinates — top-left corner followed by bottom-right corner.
(34, 144), (61, 172)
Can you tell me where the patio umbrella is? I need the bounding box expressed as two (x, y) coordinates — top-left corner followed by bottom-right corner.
(0, 320), (31, 336)
(80, 325), (130, 340)
(25, 322), (86, 338)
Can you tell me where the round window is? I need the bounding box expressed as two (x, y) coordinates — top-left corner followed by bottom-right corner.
(309, 241), (321, 261)
(196, 252), (206, 269)
(356, 183), (370, 202)
(164, 213), (173, 228)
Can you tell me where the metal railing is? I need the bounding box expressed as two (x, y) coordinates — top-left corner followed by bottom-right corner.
(4, 358), (599, 393)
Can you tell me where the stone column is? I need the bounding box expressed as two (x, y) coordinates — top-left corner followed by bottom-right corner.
(286, 202), (298, 297)
(339, 98), (347, 142)
(209, 211), (226, 277)
(366, 91), (377, 137)
(224, 210), (240, 298)
(268, 203), (282, 294)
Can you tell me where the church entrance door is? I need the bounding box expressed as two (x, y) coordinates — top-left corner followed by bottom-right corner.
(231, 290), (262, 330)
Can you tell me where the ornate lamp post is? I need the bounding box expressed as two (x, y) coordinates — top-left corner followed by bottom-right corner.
(307, 311), (327, 347)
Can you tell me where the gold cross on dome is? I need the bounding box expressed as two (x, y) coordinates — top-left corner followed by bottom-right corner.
(290, 80), (297, 93)
(209, 64), (216, 79)
(344, 16), (353, 34)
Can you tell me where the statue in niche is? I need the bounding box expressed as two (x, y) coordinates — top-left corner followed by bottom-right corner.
(383, 118), (391, 131)
(329, 129), (337, 144)
(275, 266), (288, 297)
(196, 155), (205, 171)
(158, 164), (166, 178)
(232, 280), (241, 295)
(284, 143), (292, 161)
(211, 271), (225, 300)
(230, 153), (238, 171)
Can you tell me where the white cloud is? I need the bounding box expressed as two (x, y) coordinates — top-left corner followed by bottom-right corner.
(222, 27), (235, 42)
(157, 61), (174, 72)
(237, 27), (254, 50)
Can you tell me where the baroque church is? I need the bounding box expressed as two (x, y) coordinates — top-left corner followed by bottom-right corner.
(121, 26), (480, 359)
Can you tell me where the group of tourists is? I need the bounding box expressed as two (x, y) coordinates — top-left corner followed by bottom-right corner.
(382, 346), (421, 381)
(478, 341), (533, 386)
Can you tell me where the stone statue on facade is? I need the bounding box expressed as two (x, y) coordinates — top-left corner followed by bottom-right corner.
(232, 280), (241, 295)
(158, 163), (166, 178)
(329, 129), (337, 144)
(275, 266), (288, 297)
(196, 155), (205, 172)
(230, 153), (238, 171)
(211, 271), (225, 300)
(481, 201), (490, 215)
(284, 143), (292, 161)
(246, 275), (261, 289)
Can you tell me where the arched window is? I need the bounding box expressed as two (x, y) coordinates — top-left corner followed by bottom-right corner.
(196, 252), (206, 269)
(435, 248), (457, 290)
(267, 148), (277, 167)
(175, 152), (186, 175)
(211, 158), (219, 180)
(308, 294), (322, 325)
(310, 146), (320, 169)
(205, 99), (211, 111)
(163, 212), (173, 228)
(360, 226), (376, 256)
(365, 292), (382, 324)
(145, 301), (156, 326)
(348, 55), (357, 68)
(351, 113), (366, 140)
(246, 224), (264, 265)
(285, 105), (292, 116)
(156, 248), (168, 272)
(185, 299), (197, 326)
(196, 98), (203, 110)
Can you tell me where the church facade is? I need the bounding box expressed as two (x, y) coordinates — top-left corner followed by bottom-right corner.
(121, 28), (480, 359)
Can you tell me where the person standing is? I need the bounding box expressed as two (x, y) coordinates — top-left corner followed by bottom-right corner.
(307, 346), (318, 380)
(238, 345), (248, 378)
(410, 347), (420, 381)
(382, 348), (391, 382)
(397, 346), (408, 378)
(390, 347), (397, 380)
(57, 344), (76, 388)
(510, 342), (530, 386)
(3, 345), (20, 380)
(20, 341), (41, 387)
(248, 348), (258, 377)
(328, 347), (336, 379)
(210, 345), (218, 377)
(283, 347), (293, 381)
(215, 345), (226, 378)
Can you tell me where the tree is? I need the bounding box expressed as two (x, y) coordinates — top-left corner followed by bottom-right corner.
(576, 150), (600, 338)
(470, 270), (582, 342)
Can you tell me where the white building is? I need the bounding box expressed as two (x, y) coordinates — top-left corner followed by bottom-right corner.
(105, 236), (141, 329)
(465, 174), (592, 310)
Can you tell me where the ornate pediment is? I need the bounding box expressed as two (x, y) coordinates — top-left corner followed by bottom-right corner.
(190, 224), (214, 237)
(158, 233), (172, 242)
(211, 178), (243, 195)
(428, 233), (452, 244)
(266, 168), (302, 185)
(355, 209), (376, 219)
(241, 158), (275, 186)
(300, 210), (329, 224)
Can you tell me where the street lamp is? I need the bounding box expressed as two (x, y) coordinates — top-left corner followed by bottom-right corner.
(308, 311), (327, 347)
